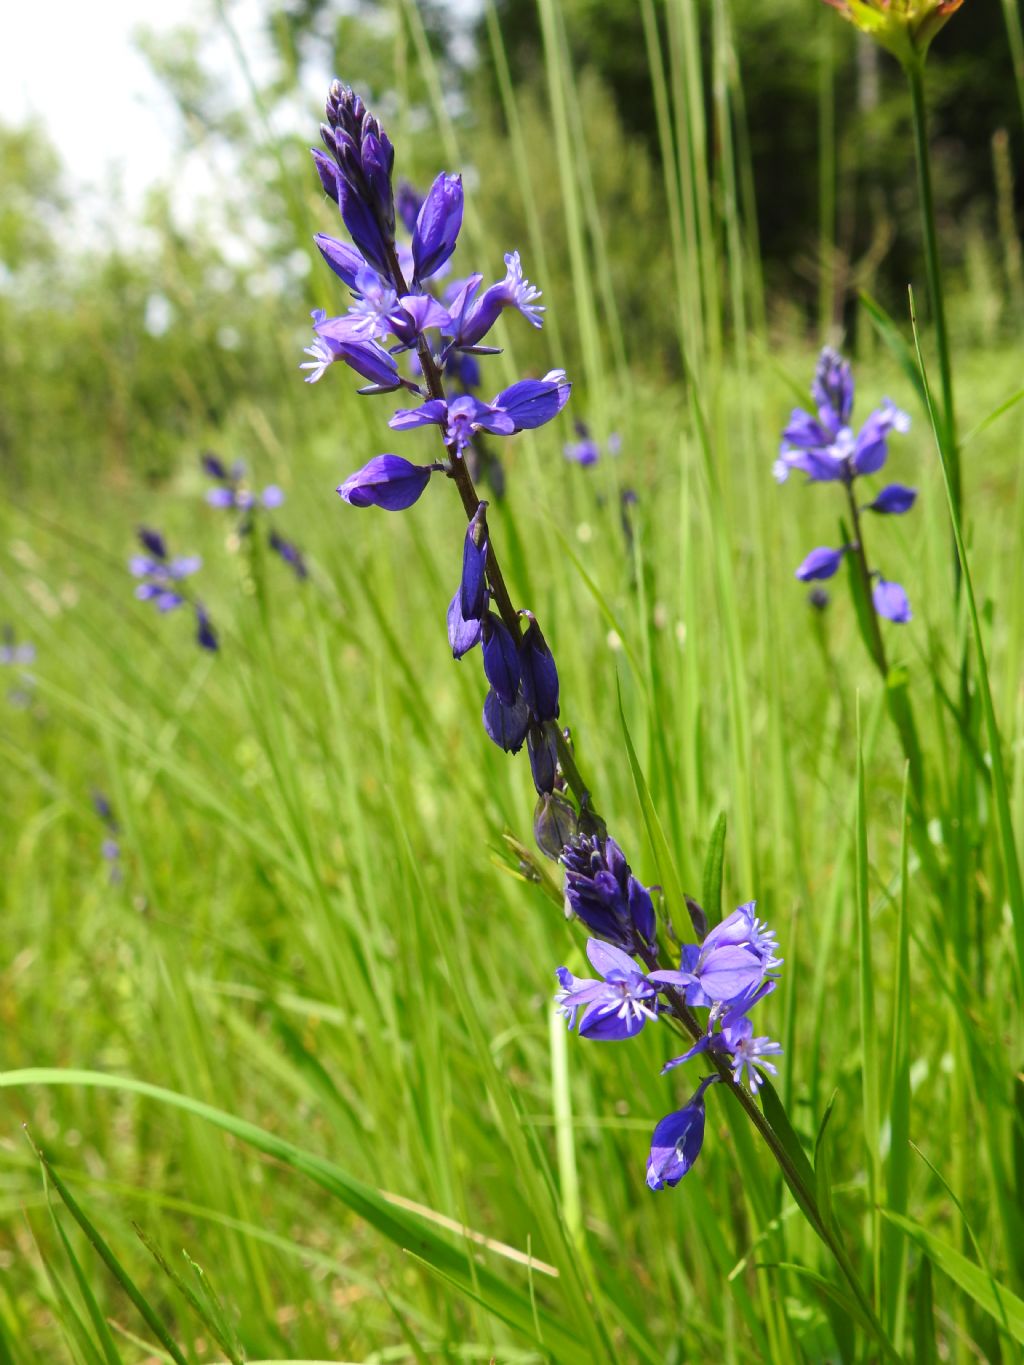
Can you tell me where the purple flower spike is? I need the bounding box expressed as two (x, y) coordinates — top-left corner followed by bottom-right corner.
(561, 834), (657, 955)
(481, 612), (521, 705)
(795, 546), (847, 581)
(866, 483), (917, 515)
(412, 172), (464, 282)
(873, 577), (912, 623)
(555, 939), (659, 1041)
(519, 613), (559, 721)
(448, 591), (483, 659)
(482, 687), (530, 753)
(812, 347), (854, 431)
(460, 503), (489, 621)
(494, 369), (571, 432)
(337, 454), (435, 511)
(646, 1077), (718, 1191)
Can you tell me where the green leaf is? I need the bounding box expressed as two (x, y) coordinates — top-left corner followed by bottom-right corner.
(884, 1208), (1024, 1344)
(31, 1143), (188, 1365)
(701, 811), (727, 927)
(814, 1091), (839, 1236)
(3, 1068), (589, 1364)
(616, 681), (687, 918)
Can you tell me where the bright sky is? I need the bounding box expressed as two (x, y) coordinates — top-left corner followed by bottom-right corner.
(0, 0), (278, 231)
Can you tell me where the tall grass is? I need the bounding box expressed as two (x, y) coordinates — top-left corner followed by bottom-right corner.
(2, 1), (1024, 1360)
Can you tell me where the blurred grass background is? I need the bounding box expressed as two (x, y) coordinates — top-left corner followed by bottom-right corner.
(2, 0), (1024, 1360)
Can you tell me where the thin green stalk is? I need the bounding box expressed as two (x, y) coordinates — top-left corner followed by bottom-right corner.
(905, 59), (960, 549)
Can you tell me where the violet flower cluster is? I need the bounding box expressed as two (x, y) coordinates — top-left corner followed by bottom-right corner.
(305, 80), (783, 1194)
(129, 527), (217, 651)
(305, 82), (573, 828)
(201, 454), (308, 580)
(556, 835), (782, 1188)
(776, 348), (915, 623)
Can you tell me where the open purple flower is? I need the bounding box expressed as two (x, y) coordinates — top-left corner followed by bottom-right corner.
(555, 939), (659, 1041)
(646, 1077), (718, 1190)
(443, 252), (544, 352)
(390, 395), (515, 453)
(129, 529), (217, 651)
(203, 455), (283, 512)
(648, 902), (779, 1010)
(0, 626), (35, 667)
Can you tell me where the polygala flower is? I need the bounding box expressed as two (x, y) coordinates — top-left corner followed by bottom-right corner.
(129, 527), (218, 652)
(778, 347), (915, 627)
(647, 1077), (718, 1191)
(201, 454), (308, 580)
(307, 78), (783, 1193)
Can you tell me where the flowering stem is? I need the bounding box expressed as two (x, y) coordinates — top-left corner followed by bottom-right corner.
(381, 243), (600, 818)
(906, 57), (961, 583)
(844, 482), (888, 677)
(656, 980), (897, 1357)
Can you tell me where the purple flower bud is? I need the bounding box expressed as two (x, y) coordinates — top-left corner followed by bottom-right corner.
(269, 530), (308, 580)
(412, 172), (464, 282)
(137, 527), (168, 561)
(460, 503), (489, 621)
(337, 176), (391, 279)
(494, 369), (571, 432)
(314, 233), (367, 289)
(685, 895), (709, 940)
(519, 613), (559, 721)
(811, 347), (854, 430)
(866, 483), (917, 515)
(337, 454), (435, 511)
(527, 722), (559, 794)
(646, 1078), (718, 1191)
(311, 148), (342, 204)
(482, 688), (530, 753)
(201, 451), (228, 481)
(534, 791), (579, 860)
(447, 591), (483, 659)
(628, 875), (657, 947)
(396, 181), (423, 236)
(795, 546), (847, 581)
(873, 577), (912, 623)
(481, 612), (521, 705)
(808, 588), (830, 611)
(195, 605), (218, 651)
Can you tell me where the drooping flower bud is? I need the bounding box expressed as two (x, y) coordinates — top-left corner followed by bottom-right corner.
(460, 503), (489, 621)
(337, 454), (435, 511)
(794, 546), (847, 582)
(534, 791), (579, 861)
(481, 613), (521, 705)
(482, 688), (530, 753)
(137, 526), (168, 561)
(646, 1078), (718, 1191)
(519, 613), (559, 721)
(447, 591), (482, 659)
(527, 722), (559, 794)
(866, 483), (917, 515)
